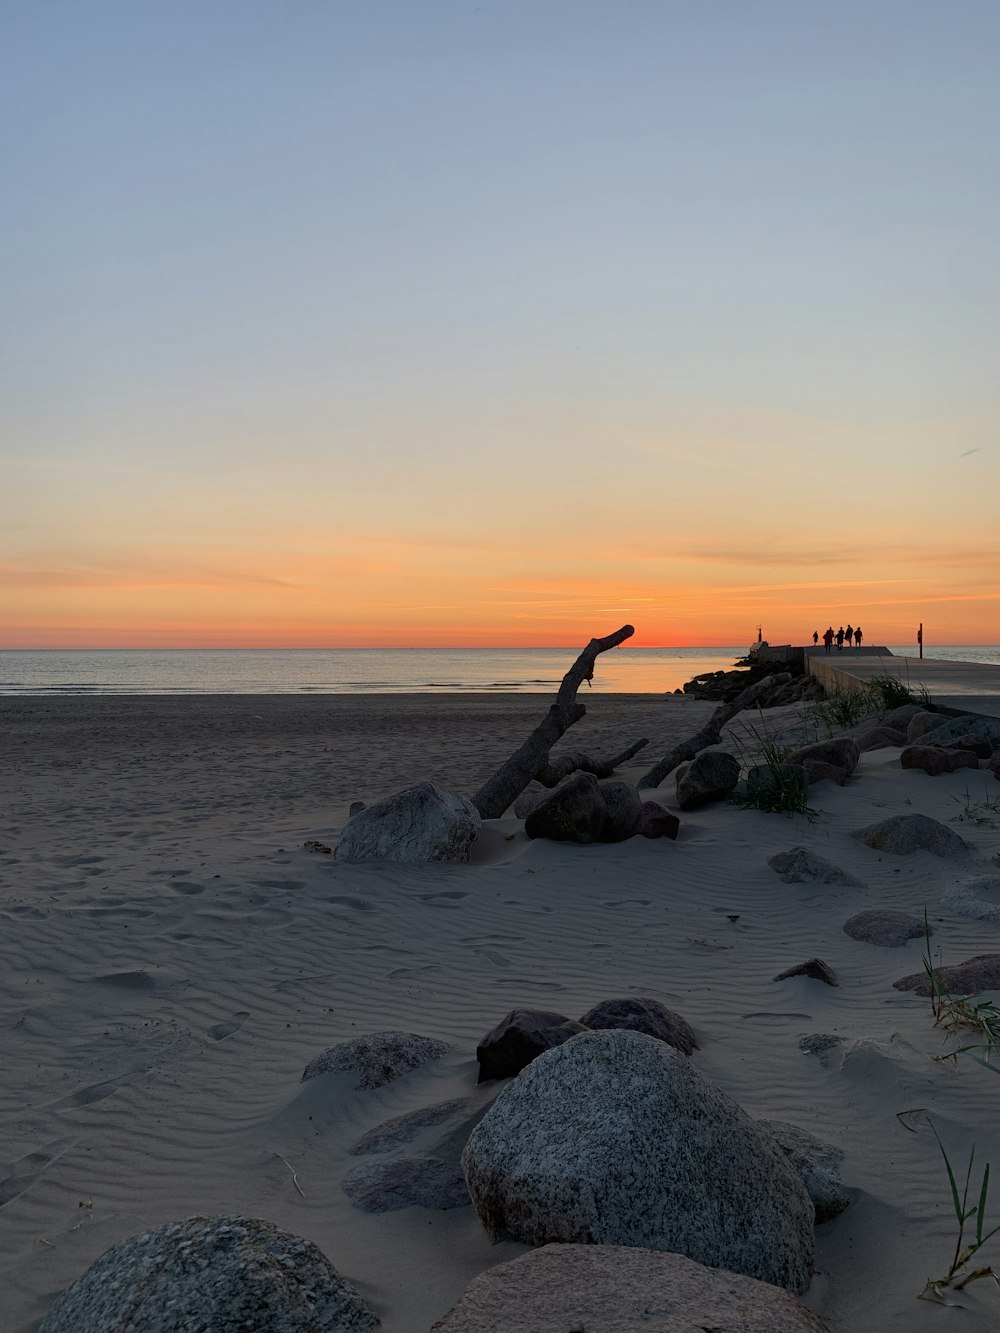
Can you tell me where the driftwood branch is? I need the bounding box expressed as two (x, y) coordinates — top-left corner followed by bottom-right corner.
(471, 625), (635, 819)
(637, 672), (792, 790)
(534, 737), (650, 788)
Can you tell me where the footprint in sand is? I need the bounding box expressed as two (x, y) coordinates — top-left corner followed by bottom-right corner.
(418, 892), (468, 908)
(327, 896), (376, 912)
(0, 1150), (57, 1208)
(208, 1011), (250, 1041)
(475, 949), (511, 967)
(56, 1078), (122, 1109)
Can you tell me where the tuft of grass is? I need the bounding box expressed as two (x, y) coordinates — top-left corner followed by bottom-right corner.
(734, 713), (815, 816)
(921, 910), (1000, 1059)
(949, 785), (1000, 830)
(910, 1116), (1000, 1305)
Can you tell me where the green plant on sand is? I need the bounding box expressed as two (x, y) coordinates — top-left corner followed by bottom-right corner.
(921, 910), (1000, 1060)
(733, 713), (815, 817)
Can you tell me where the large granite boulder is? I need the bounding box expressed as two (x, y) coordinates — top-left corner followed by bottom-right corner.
(302, 1031), (448, 1088)
(524, 772), (608, 843)
(758, 1120), (849, 1223)
(895, 954), (1000, 997)
(335, 782), (480, 863)
(676, 750), (741, 810)
(942, 876), (1000, 926)
(843, 909), (926, 947)
(430, 1244), (827, 1332)
(462, 1030), (815, 1293)
(901, 745), (978, 776)
(767, 847), (865, 888)
(598, 779), (644, 842)
(476, 1008), (586, 1082)
(39, 1217), (378, 1333)
(787, 737), (860, 777)
(881, 703), (931, 731)
(852, 813), (972, 858)
(578, 997), (698, 1054)
(913, 714), (1000, 748)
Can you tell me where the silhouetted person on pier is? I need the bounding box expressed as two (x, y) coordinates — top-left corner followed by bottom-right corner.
(854, 625), (863, 647)
(812, 630), (819, 646)
(845, 624), (854, 647)
(836, 626), (845, 651)
(823, 627), (834, 654)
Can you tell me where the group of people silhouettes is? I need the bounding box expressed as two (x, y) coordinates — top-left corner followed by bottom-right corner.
(813, 625), (863, 653)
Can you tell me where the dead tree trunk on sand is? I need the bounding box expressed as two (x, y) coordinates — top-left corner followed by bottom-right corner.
(636, 671), (792, 790)
(471, 625), (636, 819)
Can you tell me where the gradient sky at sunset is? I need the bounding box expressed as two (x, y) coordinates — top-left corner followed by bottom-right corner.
(4, 1), (999, 648)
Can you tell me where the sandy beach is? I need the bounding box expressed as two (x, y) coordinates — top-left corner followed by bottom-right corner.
(4, 691), (1000, 1331)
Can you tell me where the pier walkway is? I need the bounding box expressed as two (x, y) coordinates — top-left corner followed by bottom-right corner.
(805, 647), (1000, 720)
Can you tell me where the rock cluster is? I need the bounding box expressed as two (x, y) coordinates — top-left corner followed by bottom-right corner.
(901, 745), (979, 776)
(524, 772), (678, 843)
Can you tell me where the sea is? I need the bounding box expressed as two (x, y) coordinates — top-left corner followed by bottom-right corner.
(1, 646), (999, 697)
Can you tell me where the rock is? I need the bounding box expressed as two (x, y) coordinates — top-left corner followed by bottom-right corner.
(913, 714), (1000, 748)
(636, 800), (680, 839)
(773, 958), (838, 986)
(787, 737), (860, 776)
(676, 750), (741, 810)
(895, 954), (1000, 997)
(746, 763), (810, 801)
(342, 1157), (469, 1213)
(853, 812), (972, 857)
(945, 734), (996, 760)
(524, 772), (607, 844)
(303, 839), (333, 854)
(598, 779), (643, 842)
(900, 745), (978, 776)
(302, 1031), (449, 1088)
(799, 1033), (845, 1064)
(989, 749), (1000, 781)
(799, 759), (849, 786)
(843, 909), (926, 947)
(856, 725), (908, 752)
(39, 1216), (378, 1333)
(758, 1120), (849, 1223)
(335, 782), (480, 863)
(767, 847), (865, 888)
(882, 703), (931, 731)
(941, 877), (1000, 926)
(906, 711), (950, 742)
(348, 800), (366, 818)
(430, 1243), (828, 1333)
(351, 1098), (471, 1155)
(511, 783), (547, 818)
(462, 1029), (815, 1293)
(476, 1008), (587, 1082)
(578, 997), (698, 1054)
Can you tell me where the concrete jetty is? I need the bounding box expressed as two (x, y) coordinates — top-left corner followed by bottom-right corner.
(805, 647), (1000, 720)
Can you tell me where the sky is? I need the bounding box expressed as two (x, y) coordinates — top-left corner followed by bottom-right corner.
(3, 0), (999, 648)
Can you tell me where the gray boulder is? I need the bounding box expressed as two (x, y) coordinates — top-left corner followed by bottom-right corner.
(758, 1120), (849, 1223)
(335, 782), (480, 863)
(676, 750), (741, 810)
(476, 1008), (586, 1082)
(351, 1098), (471, 1155)
(636, 800), (680, 839)
(773, 958), (838, 986)
(942, 876), (1000, 926)
(462, 1029), (815, 1293)
(39, 1216), (378, 1333)
(901, 745), (978, 775)
(342, 1156), (469, 1213)
(578, 997), (698, 1054)
(430, 1244), (827, 1332)
(945, 734), (996, 760)
(599, 779), (643, 842)
(767, 847), (865, 888)
(524, 772), (607, 843)
(906, 711), (950, 742)
(856, 725), (908, 753)
(843, 909), (926, 947)
(787, 737), (860, 777)
(895, 954), (1000, 997)
(799, 759), (848, 786)
(881, 703), (931, 731)
(302, 1030), (448, 1088)
(913, 714), (1000, 748)
(853, 813), (972, 858)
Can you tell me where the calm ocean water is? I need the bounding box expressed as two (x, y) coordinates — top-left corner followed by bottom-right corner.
(0, 646), (998, 696)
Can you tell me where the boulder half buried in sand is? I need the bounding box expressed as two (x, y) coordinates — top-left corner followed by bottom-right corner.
(335, 782), (481, 863)
(895, 954), (1000, 997)
(430, 1244), (827, 1332)
(676, 750), (740, 810)
(843, 909), (926, 947)
(757, 1120), (849, 1223)
(39, 1216), (378, 1333)
(901, 745), (978, 776)
(787, 737), (860, 777)
(852, 813), (972, 858)
(577, 996), (698, 1054)
(523, 771), (608, 843)
(462, 1029), (815, 1293)
(768, 847), (865, 888)
(302, 1030), (448, 1089)
(476, 1008), (586, 1081)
